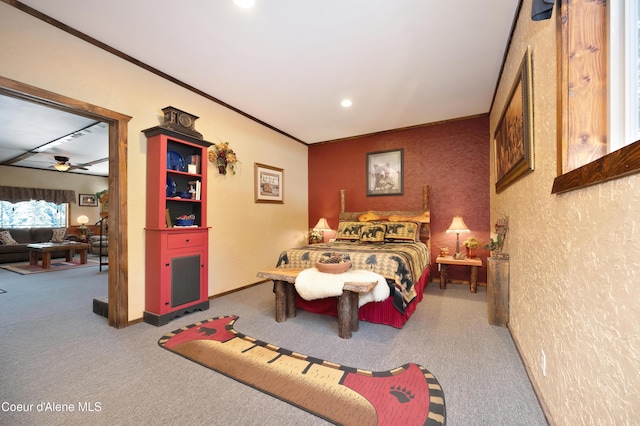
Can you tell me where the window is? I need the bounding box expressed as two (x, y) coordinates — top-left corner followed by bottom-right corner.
(0, 200), (68, 228)
(552, 0), (640, 194)
(609, 0), (640, 152)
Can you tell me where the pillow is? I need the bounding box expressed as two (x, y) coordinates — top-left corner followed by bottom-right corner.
(0, 230), (18, 245)
(50, 228), (67, 243)
(360, 223), (386, 243)
(384, 221), (420, 242)
(335, 221), (366, 242)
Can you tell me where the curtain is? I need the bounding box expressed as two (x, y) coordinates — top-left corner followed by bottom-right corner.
(0, 186), (76, 204)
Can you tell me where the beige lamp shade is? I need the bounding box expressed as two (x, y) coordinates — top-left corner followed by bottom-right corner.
(446, 215), (470, 257)
(77, 215), (89, 225)
(446, 215), (470, 234)
(313, 217), (331, 231)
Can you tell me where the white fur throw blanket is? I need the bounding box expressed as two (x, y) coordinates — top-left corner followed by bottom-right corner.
(294, 268), (390, 307)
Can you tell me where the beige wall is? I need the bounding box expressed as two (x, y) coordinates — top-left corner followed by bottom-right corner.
(0, 165), (108, 225)
(490, 1), (640, 424)
(0, 4), (308, 319)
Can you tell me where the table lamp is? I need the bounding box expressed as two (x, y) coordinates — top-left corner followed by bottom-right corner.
(313, 217), (331, 242)
(446, 215), (470, 259)
(77, 215), (89, 239)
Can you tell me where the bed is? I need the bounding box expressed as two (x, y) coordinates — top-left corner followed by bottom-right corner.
(276, 185), (431, 328)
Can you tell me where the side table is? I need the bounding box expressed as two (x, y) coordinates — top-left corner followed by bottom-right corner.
(435, 256), (483, 293)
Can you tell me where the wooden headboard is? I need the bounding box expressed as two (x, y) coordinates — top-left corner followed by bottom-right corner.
(338, 184), (431, 253)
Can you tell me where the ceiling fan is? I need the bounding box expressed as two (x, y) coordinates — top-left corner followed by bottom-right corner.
(53, 155), (88, 172)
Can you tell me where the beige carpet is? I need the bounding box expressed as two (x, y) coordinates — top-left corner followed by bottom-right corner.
(0, 258), (99, 275)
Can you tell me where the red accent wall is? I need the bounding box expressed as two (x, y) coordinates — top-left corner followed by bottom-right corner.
(308, 115), (491, 283)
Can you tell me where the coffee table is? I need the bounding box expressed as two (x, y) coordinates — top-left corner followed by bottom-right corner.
(27, 242), (91, 269)
(257, 268), (377, 339)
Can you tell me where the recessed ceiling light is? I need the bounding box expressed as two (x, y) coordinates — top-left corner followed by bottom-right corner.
(234, 0), (255, 8)
(341, 99), (352, 108)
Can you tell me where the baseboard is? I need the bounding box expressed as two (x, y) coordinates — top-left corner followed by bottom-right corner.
(143, 300), (210, 326)
(508, 324), (554, 425)
(208, 280), (268, 300)
(441, 279), (488, 288)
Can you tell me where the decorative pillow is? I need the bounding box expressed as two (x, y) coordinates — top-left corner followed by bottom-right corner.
(360, 223), (386, 243)
(50, 228), (67, 243)
(0, 230), (18, 245)
(335, 221), (366, 242)
(384, 221), (420, 242)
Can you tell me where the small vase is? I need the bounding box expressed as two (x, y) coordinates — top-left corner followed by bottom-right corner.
(466, 247), (477, 258)
(218, 165), (227, 175)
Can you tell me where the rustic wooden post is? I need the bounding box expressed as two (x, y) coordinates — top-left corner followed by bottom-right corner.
(487, 257), (509, 326)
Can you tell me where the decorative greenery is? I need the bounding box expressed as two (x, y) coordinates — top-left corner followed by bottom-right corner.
(462, 237), (482, 249)
(208, 142), (238, 175)
(95, 189), (108, 200)
(484, 234), (504, 251)
(484, 214), (509, 253)
(308, 228), (322, 243)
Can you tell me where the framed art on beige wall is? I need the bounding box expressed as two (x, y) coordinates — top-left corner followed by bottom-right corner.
(79, 193), (98, 207)
(254, 163), (284, 204)
(494, 46), (534, 194)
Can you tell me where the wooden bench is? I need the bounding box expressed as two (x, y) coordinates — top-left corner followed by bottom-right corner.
(257, 268), (377, 339)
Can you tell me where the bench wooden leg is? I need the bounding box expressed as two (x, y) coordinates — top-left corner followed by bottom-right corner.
(274, 280), (288, 322)
(29, 250), (38, 266)
(337, 290), (358, 339)
(79, 249), (88, 265)
(285, 284), (297, 319)
(274, 280), (296, 322)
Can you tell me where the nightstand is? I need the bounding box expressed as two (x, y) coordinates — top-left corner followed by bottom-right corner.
(435, 255), (482, 293)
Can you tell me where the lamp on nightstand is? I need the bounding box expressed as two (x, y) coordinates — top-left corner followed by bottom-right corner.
(313, 217), (332, 243)
(446, 215), (470, 259)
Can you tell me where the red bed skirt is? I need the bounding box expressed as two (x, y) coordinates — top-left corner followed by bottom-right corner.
(295, 268), (430, 329)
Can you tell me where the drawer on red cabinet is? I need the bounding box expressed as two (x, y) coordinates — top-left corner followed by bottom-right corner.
(167, 232), (206, 249)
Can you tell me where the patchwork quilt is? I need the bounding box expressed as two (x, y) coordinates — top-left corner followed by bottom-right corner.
(276, 241), (429, 314)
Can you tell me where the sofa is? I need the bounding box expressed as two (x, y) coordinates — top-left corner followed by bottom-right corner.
(0, 227), (78, 264)
(89, 235), (108, 256)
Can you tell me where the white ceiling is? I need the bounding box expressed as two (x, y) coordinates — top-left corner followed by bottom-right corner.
(1, 0), (518, 175)
(0, 94), (109, 176)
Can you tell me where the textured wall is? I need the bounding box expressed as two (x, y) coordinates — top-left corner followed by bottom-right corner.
(309, 116), (490, 282)
(490, 1), (640, 424)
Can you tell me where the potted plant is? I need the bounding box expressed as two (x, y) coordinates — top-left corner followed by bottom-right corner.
(484, 235), (503, 255)
(484, 214), (508, 258)
(463, 237), (482, 258)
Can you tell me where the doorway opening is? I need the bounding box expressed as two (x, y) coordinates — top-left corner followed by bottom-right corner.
(0, 76), (131, 328)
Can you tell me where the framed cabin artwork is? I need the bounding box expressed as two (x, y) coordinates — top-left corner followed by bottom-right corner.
(494, 47), (534, 194)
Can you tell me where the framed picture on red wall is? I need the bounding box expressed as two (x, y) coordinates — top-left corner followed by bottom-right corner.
(366, 149), (404, 196)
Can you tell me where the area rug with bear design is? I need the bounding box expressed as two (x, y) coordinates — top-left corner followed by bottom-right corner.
(159, 315), (446, 425)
